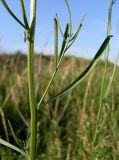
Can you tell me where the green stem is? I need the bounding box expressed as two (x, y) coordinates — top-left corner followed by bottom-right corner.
(37, 25), (70, 110)
(37, 69), (58, 110)
(28, 0), (37, 159)
(92, 0), (115, 159)
(28, 35), (37, 160)
(37, 33), (70, 110)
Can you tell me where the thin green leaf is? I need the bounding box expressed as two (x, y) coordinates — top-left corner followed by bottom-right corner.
(66, 15), (86, 51)
(70, 15), (86, 42)
(58, 23), (70, 62)
(19, 0), (29, 29)
(1, 0), (27, 29)
(65, 0), (72, 36)
(69, 24), (82, 43)
(37, 24), (69, 110)
(104, 50), (119, 99)
(66, 24), (82, 51)
(56, 15), (64, 37)
(0, 138), (29, 158)
(45, 35), (112, 104)
(8, 120), (24, 149)
(54, 17), (58, 68)
(65, 15), (85, 53)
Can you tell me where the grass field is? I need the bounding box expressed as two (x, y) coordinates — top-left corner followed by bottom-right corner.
(0, 53), (119, 159)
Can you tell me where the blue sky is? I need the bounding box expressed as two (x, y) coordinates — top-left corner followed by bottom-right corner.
(0, 0), (119, 62)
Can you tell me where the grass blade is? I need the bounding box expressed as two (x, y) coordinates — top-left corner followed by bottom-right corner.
(58, 23), (69, 62)
(45, 35), (112, 104)
(8, 120), (24, 149)
(65, 0), (72, 36)
(54, 17), (58, 68)
(66, 15), (86, 51)
(19, 0), (29, 29)
(57, 16), (64, 38)
(104, 51), (119, 99)
(0, 138), (29, 158)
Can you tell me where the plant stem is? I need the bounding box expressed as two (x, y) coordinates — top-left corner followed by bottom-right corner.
(37, 68), (58, 109)
(28, 0), (37, 159)
(28, 35), (37, 160)
(92, 0), (115, 159)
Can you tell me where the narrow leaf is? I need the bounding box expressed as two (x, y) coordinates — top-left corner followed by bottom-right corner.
(70, 15), (85, 40)
(19, 0), (29, 29)
(46, 35), (112, 104)
(66, 24), (82, 51)
(56, 14), (64, 37)
(54, 17), (58, 68)
(66, 15), (86, 51)
(65, 0), (72, 36)
(58, 23), (70, 62)
(8, 120), (24, 149)
(0, 138), (29, 158)
(69, 24), (82, 43)
(104, 50), (119, 99)
(1, 0), (27, 29)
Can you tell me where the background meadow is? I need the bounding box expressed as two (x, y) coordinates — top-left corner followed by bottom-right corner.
(0, 0), (119, 159)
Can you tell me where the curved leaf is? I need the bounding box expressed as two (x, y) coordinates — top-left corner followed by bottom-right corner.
(0, 138), (29, 158)
(19, 0), (29, 29)
(54, 17), (58, 68)
(45, 35), (112, 104)
(66, 15), (86, 51)
(1, 0), (27, 29)
(8, 120), (24, 149)
(65, 0), (72, 36)
(58, 23), (70, 61)
(104, 50), (119, 99)
(56, 15), (64, 37)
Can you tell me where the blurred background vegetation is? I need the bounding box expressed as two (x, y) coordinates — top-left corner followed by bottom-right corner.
(0, 52), (119, 159)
